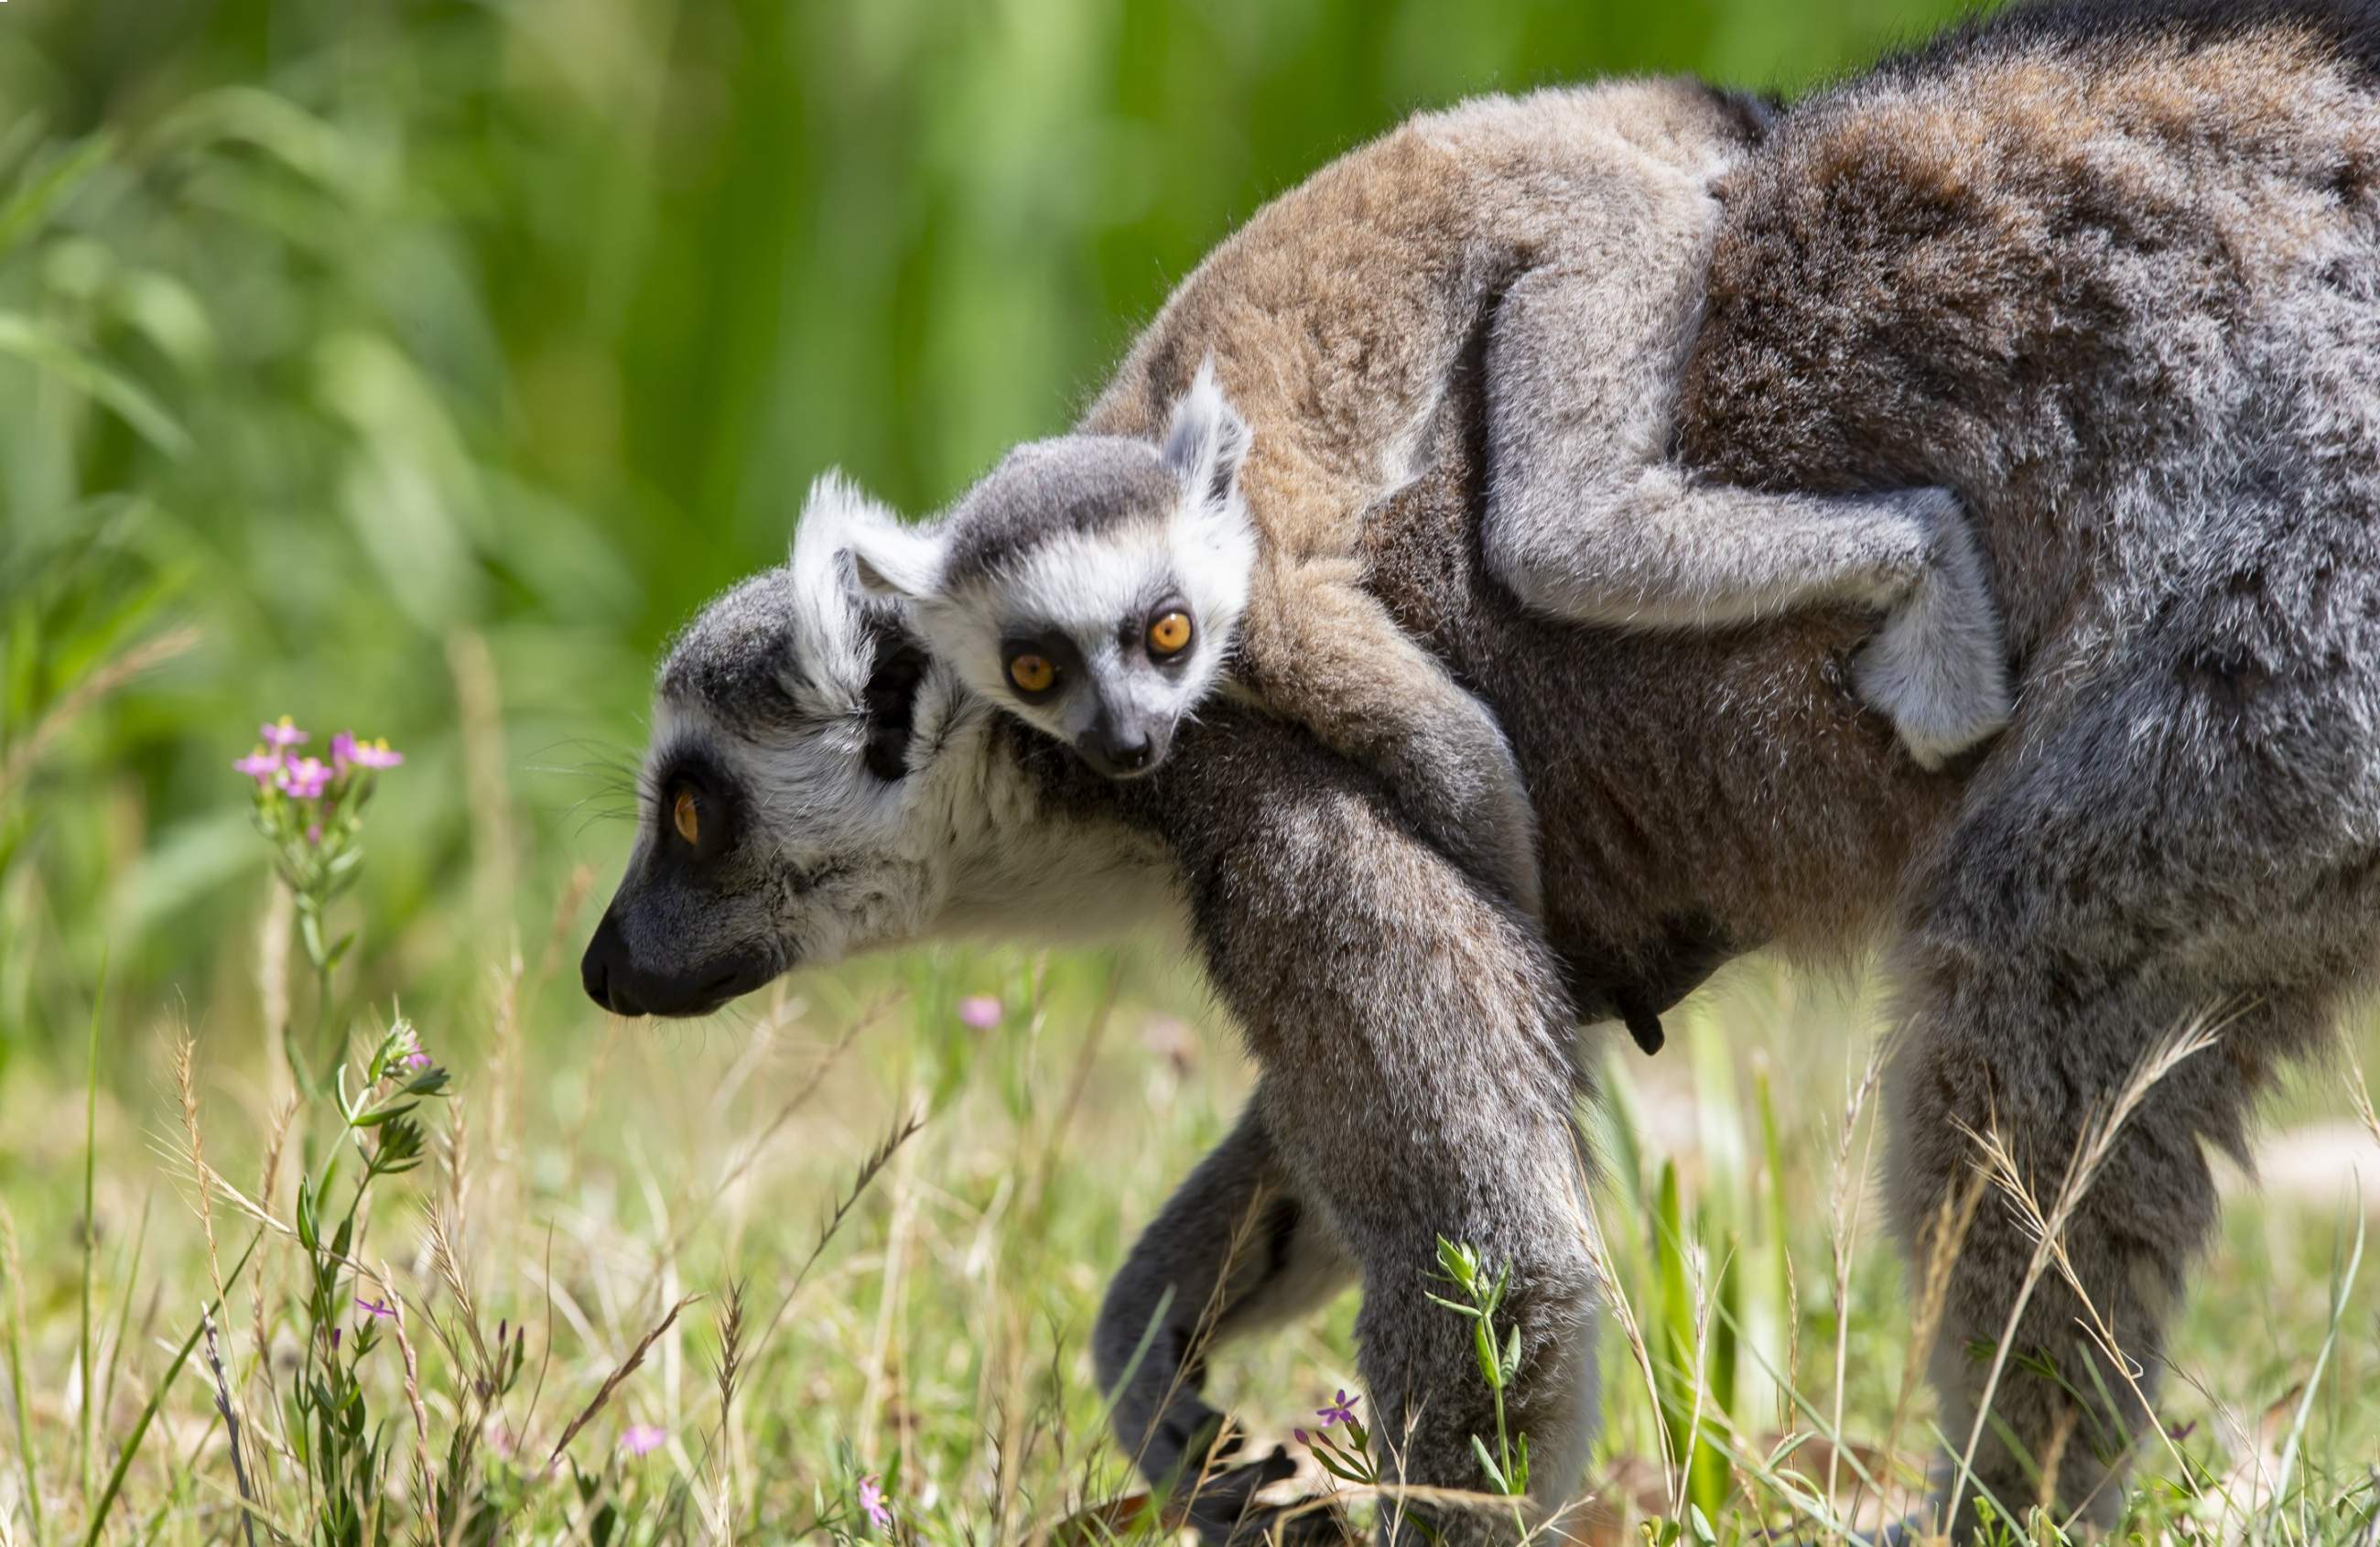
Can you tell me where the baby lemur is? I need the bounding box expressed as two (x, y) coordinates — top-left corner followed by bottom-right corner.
(843, 76), (2011, 927)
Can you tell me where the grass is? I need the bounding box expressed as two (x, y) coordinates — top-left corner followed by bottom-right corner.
(2, 825), (2378, 1542)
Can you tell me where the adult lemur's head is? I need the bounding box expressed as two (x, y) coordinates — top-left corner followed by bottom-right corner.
(581, 474), (1173, 1018)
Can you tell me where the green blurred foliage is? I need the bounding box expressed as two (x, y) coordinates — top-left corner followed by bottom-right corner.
(0, 0), (1971, 1073)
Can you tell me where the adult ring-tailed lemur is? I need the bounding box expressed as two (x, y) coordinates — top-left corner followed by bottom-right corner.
(583, 1), (2380, 1539)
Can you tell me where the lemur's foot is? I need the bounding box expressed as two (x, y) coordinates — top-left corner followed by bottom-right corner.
(1176, 1444), (1358, 1546)
(1853, 487), (2012, 770)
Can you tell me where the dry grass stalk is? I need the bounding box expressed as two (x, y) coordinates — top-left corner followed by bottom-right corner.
(1824, 1037), (1889, 1509)
(2348, 1045), (2380, 1151)
(669, 1001), (887, 1263)
(248, 1094), (298, 1441)
(857, 1098), (923, 1468)
(445, 628), (518, 934)
(256, 884), (294, 1104)
(424, 1198), (489, 1379)
(1879, 1161), (1989, 1490)
(199, 1308), (259, 1547)
(1942, 1012), (2223, 1531)
(1568, 1125), (1670, 1524)
(171, 1034), (242, 1437)
(747, 1109), (928, 1368)
(0, 625), (200, 808)
(712, 1279), (747, 1532)
(545, 1293), (700, 1470)
(1, 1204), (41, 1547)
(383, 1260), (436, 1510)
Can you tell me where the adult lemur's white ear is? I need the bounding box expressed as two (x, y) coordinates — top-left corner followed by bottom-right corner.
(786, 471), (927, 698)
(1161, 357), (1250, 511)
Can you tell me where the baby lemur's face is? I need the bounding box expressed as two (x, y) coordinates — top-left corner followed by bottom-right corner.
(845, 364), (1257, 779)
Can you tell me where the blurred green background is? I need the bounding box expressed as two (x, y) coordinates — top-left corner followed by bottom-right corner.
(0, 0), (1973, 1074)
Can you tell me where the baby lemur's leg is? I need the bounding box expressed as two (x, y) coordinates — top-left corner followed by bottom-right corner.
(1095, 1103), (1356, 1545)
(1481, 259), (2012, 769)
(1236, 552), (1542, 917)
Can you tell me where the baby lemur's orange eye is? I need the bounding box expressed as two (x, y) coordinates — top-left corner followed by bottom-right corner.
(1008, 654), (1056, 695)
(673, 789), (700, 846)
(1147, 611), (1193, 657)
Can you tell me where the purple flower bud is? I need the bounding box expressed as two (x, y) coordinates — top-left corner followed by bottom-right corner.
(1293, 1428), (1310, 1445)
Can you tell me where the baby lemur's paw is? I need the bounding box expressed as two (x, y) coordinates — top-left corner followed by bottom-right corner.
(1853, 487), (2012, 770)
(1394, 695), (1543, 921)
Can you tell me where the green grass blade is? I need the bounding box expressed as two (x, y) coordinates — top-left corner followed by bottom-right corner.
(0, 132), (114, 262)
(80, 1229), (262, 1547)
(99, 1194), (152, 1423)
(2270, 1200), (2364, 1523)
(77, 953), (103, 1511)
(2, 1206), (45, 1547)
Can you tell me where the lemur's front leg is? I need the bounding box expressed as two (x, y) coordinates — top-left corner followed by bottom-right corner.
(1095, 1104), (1357, 1545)
(1234, 551), (1542, 918)
(1146, 710), (1605, 1543)
(1482, 258), (2012, 768)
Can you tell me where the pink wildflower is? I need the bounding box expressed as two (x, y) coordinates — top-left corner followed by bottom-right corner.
(957, 995), (1002, 1030)
(355, 1296), (395, 1320)
(1317, 1389), (1358, 1427)
(332, 731), (404, 773)
(621, 1423), (666, 1457)
(858, 1475), (892, 1531)
(276, 756), (330, 799)
(260, 716), (308, 749)
(233, 747), (282, 784)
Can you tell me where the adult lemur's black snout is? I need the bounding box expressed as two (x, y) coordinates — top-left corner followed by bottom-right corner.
(581, 908), (635, 1015)
(581, 906), (774, 1017)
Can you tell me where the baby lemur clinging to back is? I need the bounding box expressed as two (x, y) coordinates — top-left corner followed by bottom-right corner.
(845, 77), (2011, 929)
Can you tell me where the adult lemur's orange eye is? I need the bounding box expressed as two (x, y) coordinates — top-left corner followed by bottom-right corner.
(673, 789), (700, 845)
(1008, 654), (1056, 695)
(1147, 611), (1193, 656)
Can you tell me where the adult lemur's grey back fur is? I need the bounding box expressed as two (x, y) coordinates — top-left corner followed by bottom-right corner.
(588, 2), (2380, 1538)
(1669, 0), (2380, 1521)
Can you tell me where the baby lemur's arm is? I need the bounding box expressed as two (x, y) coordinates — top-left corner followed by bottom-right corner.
(1477, 210), (2010, 770)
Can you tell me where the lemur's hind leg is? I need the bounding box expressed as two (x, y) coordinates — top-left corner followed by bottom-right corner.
(1481, 257), (2011, 768)
(1095, 1104), (1357, 1546)
(1884, 633), (2380, 1528)
(1235, 553), (1542, 917)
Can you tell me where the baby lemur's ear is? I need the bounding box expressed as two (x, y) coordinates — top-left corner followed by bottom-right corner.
(830, 498), (946, 603)
(1162, 357), (1251, 511)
